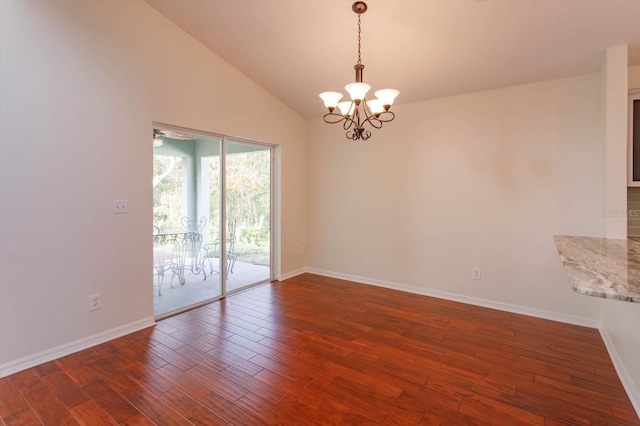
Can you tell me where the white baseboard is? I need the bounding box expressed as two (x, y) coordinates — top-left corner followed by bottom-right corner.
(277, 267), (307, 282)
(306, 268), (599, 328)
(0, 317), (156, 378)
(599, 325), (640, 417)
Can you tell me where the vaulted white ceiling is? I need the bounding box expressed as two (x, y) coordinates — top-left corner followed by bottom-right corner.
(146, 0), (640, 119)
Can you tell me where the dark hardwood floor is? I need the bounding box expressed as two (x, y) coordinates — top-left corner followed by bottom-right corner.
(0, 273), (638, 425)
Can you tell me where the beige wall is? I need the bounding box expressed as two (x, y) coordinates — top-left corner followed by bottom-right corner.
(308, 73), (603, 319)
(0, 0), (307, 367)
(600, 299), (640, 410)
(600, 55), (640, 412)
(603, 46), (629, 238)
(630, 65), (640, 89)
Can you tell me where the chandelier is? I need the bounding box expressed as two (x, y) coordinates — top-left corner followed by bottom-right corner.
(319, 1), (399, 141)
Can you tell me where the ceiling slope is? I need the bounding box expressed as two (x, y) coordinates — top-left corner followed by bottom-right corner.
(146, 0), (640, 118)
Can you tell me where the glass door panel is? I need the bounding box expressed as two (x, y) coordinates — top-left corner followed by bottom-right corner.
(153, 131), (222, 317)
(224, 141), (272, 292)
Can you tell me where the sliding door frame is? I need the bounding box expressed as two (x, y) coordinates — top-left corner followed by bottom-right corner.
(152, 122), (277, 317)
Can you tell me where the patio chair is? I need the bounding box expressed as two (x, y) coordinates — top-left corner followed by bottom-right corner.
(153, 226), (179, 296)
(175, 231), (203, 280)
(180, 216), (207, 233)
(179, 216), (207, 276)
(201, 220), (238, 280)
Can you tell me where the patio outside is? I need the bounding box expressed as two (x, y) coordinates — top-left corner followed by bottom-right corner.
(152, 259), (270, 317)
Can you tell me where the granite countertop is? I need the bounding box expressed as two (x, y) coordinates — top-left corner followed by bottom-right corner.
(553, 235), (640, 303)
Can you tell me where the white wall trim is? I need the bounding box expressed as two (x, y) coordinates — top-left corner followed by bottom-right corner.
(599, 324), (640, 417)
(278, 267), (307, 282)
(0, 317), (156, 379)
(306, 268), (599, 328)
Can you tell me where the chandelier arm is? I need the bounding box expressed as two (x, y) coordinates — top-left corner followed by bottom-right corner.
(342, 115), (357, 131)
(323, 112), (348, 125)
(350, 103), (363, 131)
(361, 98), (372, 119)
(359, 110), (397, 129)
(361, 115), (384, 129)
(376, 110), (396, 123)
(359, 100), (383, 129)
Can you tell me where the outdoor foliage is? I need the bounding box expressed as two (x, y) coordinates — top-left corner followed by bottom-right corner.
(225, 150), (271, 245)
(153, 156), (184, 230)
(207, 150), (271, 250)
(153, 148), (270, 266)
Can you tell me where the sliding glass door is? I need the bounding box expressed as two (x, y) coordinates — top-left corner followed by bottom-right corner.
(153, 127), (273, 317)
(224, 141), (272, 293)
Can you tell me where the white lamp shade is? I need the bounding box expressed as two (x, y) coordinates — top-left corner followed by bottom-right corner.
(319, 91), (343, 109)
(366, 99), (384, 114)
(374, 88), (399, 106)
(345, 82), (371, 101)
(337, 101), (356, 116)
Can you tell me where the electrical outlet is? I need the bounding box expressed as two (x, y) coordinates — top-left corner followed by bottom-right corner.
(112, 199), (128, 214)
(472, 267), (482, 280)
(90, 293), (101, 311)
(300, 246), (305, 255)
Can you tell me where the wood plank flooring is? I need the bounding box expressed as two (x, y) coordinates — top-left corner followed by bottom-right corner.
(1, 273), (638, 425)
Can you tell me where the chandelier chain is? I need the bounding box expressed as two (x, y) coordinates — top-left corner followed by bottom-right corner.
(357, 14), (362, 65)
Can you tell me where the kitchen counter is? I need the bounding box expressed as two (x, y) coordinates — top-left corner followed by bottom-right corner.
(553, 235), (640, 303)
